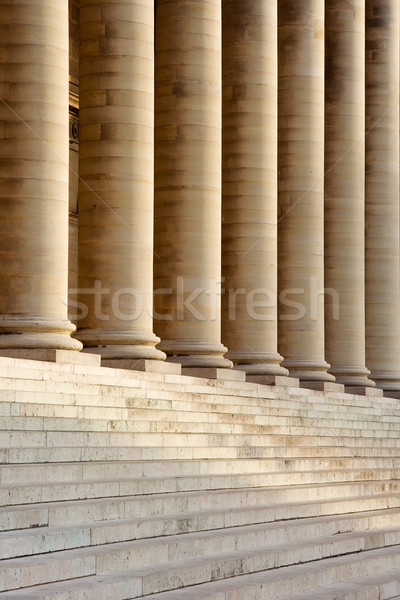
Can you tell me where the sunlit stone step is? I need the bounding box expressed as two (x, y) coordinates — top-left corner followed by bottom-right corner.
(1, 468), (399, 507)
(1, 506), (400, 561)
(1, 456), (399, 485)
(0, 534), (400, 597)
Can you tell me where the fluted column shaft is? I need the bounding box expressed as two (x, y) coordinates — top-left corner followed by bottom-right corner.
(221, 0), (286, 376)
(154, 0), (230, 368)
(365, 0), (400, 391)
(324, 0), (373, 387)
(277, 0), (333, 382)
(77, 0), (164, 360)
(0, 0), (81, 352)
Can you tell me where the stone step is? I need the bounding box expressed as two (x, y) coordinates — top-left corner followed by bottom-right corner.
(5, 381), (400, 418)
(3, 442), (400, 464)
(7, 392), (399, 419)
(2, 481), (399, 533)
(0, 529), (400, 596)
(115, 547), (400, 600)
(2, 456), (400, 485)
(1, 430), (399, 457)
(277, 569), (400, 600)
(1, 503), (400, 560)
(6, 395), (400, 425)
(2, 359), (400, 413)
(4, 417), (400, 440)
(1, 468), (399, 507)
(2, 413), (400, 438)
(0, 357), (391, 408)
(7, 441), (400, 463)
(139, 552), (400, 600)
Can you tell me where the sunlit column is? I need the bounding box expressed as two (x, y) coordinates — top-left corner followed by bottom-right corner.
(77, 0), (164, 361)
(278, 0), (334, 383)
(154, 0), (231, 369)
(365, 0), (400, 394)
(0, 0), (82, 355)
(221, 0), (286, 378)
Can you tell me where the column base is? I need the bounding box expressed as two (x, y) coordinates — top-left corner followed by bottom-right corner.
(246, 374), (300, 388)
(0, 348), (100, 366)
(329, 366), (375, 388)
(300, 380), (345, 393)
(158, 340), (233, 369)
(345, 385), (383, 397)
(226, 351), (288, 377)
(182, 367), (245, 381)
(76, 329), (166, 361)
(281, 359), (335, 382)
(368, 371), (400, 395)
(101, 358), (181, 374)
(0, 317), (82, 352)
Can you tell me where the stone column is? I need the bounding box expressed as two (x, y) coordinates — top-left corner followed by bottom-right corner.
(77, 0), (165, 362)
(324, 0), (375, 391)
(154, 0), (231, 370)
(278, 0), (334, 383)
(0, 0), (82, 355)
(365, 0), (400, 394)
(221, 0), (287, 379)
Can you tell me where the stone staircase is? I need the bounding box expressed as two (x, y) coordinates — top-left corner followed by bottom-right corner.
(0, 358), (400, 598)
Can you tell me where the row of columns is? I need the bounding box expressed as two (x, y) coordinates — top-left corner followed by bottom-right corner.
(1, 0), (400, 394)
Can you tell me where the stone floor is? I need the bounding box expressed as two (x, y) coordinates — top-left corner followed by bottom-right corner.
(0, 357), (400, 598)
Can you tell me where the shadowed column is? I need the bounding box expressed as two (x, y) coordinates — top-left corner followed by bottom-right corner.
(77, 0), (165, 362)
(277, 0), (334, 384)
(221, 0), (287, 379)
(324, 0), (375, 392)
(154, 0), (231, 369)
(365, 0), (400, 395)
(0, 0), (82, 356)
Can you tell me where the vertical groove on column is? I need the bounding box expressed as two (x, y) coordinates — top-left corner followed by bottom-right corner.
(0, 0), (81, 351)
(365, 0), (400, 392)
(77, 0), (164, 360)
(154, 0), (231, 368)
(221, 0), (286, 376)
(277, 0), (333, 382)
(324, 0), (374, 388)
